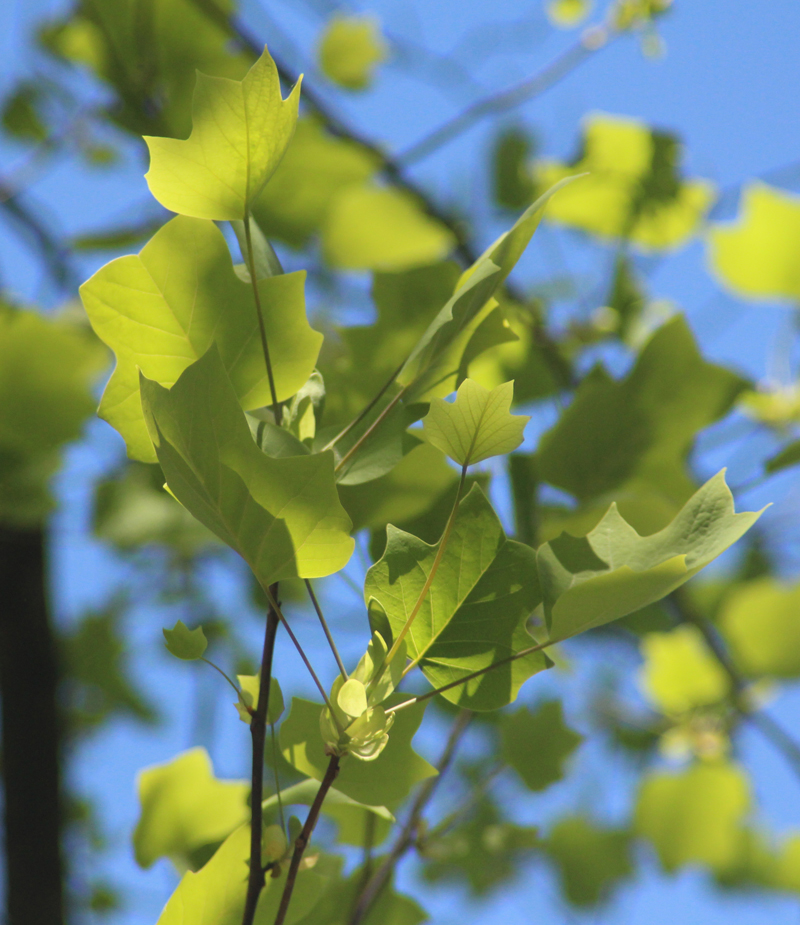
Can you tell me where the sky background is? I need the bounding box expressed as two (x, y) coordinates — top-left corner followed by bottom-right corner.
(2, 0), (800, 922)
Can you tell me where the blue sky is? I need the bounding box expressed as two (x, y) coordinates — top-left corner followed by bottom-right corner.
(2, 0), (800, 922)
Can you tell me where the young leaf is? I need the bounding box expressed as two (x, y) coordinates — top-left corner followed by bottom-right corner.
(422, 379), (529, 467)
(234, 675), (284, 725)
(634, 762), (751, 873)
(163, 620), (207, 660)
(140, 348), (354, 584)
(144, 47), (301, 221)
(501, 700), (583, 792)
(80, 215), (322, 462)
(537, 471), (763, 643)
(133, 748), (248, 869)
(365, 485), (550, 710)
(280, 696), (435, 809)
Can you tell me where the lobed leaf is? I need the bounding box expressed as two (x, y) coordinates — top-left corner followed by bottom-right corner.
(501, 700), (583, 792)
(163, 620), (207, 660)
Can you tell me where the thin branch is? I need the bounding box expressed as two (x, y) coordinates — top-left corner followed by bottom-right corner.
(349, 709), (473, 925)
(671, 589), (800, 782)
(334, 387), (408, 475)
(0, 193), (77, 293)
(305, 579), (348, 680)
(396, 24), (613, 166)
(242, 595), (280, 925)
(273, 755), (341, 925)
(200, 657), (242, 697)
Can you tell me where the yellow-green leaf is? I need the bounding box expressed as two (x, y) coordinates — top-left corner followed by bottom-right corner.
(133, 747), (248, 869)
(422, 379), (529, 467)
(144, 47), (301, 220)
(707, 182), (800, 304)
(80, 215), (322, 462)
(163, 620), (207, 660)
(318, 15), (387, 91)
(639, 625), (729, 714)
(547, 0), (592, 28)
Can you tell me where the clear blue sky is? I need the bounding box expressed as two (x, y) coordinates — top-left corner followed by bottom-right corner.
(2, 1), (800, 922)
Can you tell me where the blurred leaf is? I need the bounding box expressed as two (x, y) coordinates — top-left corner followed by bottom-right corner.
(140, 348), (354, 584)
(537, 471), (763, 643)
(71, 217), (167, 252)
(422, 796), (539, 894)
(318, 15), (387, 91)
(537, 113), (714, 250)
(293, 869), (424, 925)
(0, 303), (105, 526)
(2, 81), (47, 141)
(720, 578), (800, 678)
(545, 818), (632, 906)
(323, 185), (454, 271)
(62, 605), (157, 733)
(743, 386), (800, 428)
(133, 747), (248, 869)
(634, 761), (750, 872)
(492, 127), (536, 210)
(547, 0), (592, 27)
(144, 47), (300, 220)
(707, 183), (800, 303)
(422, 380), (529, 467)
(639, 625), (729, 714)
(163, 620), (207, 660)
(613, 0), (673, 29)
(81, 215), (321, 462)
(365, 485), (551, 710)
(280, 696), (436, 810)
(93, 460), (217, 554)
(501, 700), (583, 791)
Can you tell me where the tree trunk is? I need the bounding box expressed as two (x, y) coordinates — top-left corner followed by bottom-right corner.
(0, 525), (63, 924)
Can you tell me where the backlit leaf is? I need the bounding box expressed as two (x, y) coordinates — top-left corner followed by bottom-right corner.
(501, 700), (583, 791)
(547, 0), (592, 28)
(318, 15), (387, 91)
(80, 215), (322, 462)
(545, 818), (632, 906)
(537, 471), (763, 643)
(280, 696), (436, 809)
(422, 379), (529, 467)
(144, 47), (301, 220)
(133, 747), (248, 869)
(634, 761), (750, 872)
(365, 485), (551, 710)
(140, 347), (354, 584)
(163, 620), (207, 660)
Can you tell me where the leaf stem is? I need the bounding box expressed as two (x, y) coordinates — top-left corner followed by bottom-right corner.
(273, 755), (341, 925)
(349, 710), (472, 925)
(334, 386), (408, 475)
(242, 591), (280, 925)
(386, 465), (468, 675)
(200, 657), (243, 698)
(305, 579), (348, 680)
(244, 211), (282, 425)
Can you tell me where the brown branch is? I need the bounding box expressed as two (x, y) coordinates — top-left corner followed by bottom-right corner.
(273, 754), (341, 925)
(349, 709), (473, 925)
(242, 592), (280, 925)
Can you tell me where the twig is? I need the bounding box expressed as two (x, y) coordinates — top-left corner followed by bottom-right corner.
(349, 709), (473, 925)
(397, 24), (613, 166)
(0, 193), (76, 292)
(334, 387), (408, 475)
(304, 579), (348, 680)
(273, 755), (341, 925)
(242, 595), (280, 925)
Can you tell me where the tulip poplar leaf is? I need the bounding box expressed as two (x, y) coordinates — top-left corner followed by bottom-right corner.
(163, 620), (207, 660)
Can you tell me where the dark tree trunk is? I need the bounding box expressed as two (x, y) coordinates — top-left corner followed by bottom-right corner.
(0, 526), (64, 925)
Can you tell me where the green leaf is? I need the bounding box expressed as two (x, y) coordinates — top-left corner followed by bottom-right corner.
(155, 822), (340, 925)
(0, 304), (105, 526)
(280, 696), (436, 809)
(2, 81), (47, 142)
(720, 578), (800, 678)
(133, 747), (249, 869)
(634, 761), (751, 872)
(140, 347), (354, 584)
(766, 438), (800, 474)
(323, 185), (454, 272)
(318, 15), (387, 91)
(536, 114), (715, 251)
(537, 471), (763, 643)
(144, 47), (301, 220)
(231, 215), (283, 282)
(262, 780), (394, 849)
(545, 818), (633, 906)
(501, 700), (583, 792)
(163, 620), (207, 660)
(546, 0), (592, 27)
(81, 215), (322, 462)
(537, 316), (748, 533)
(422, 379), (529, 467)
(235, 675), (284, 725)
(707, 182), (800, 303)
(365, 485), (550, 710)
(398, 178), (575, 399)
(492, 127), (536, 211)
(639, 625), (729, 714)
(292, 869), (425, 925)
